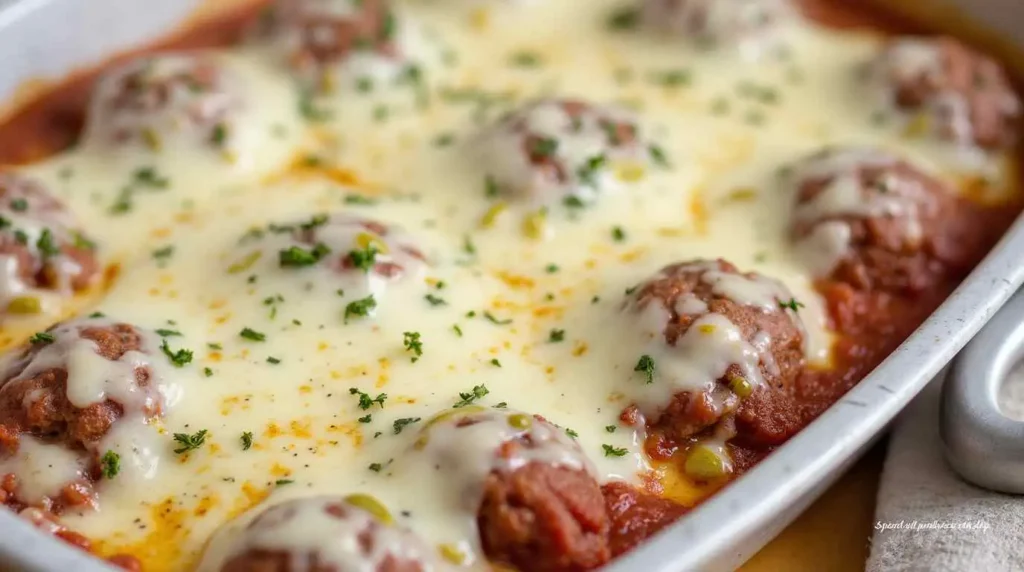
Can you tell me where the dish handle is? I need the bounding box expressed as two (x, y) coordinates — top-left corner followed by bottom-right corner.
(941, 289), (1024, 493)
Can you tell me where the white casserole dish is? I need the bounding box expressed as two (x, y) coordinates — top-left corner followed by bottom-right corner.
(0, 0), (1022, 570)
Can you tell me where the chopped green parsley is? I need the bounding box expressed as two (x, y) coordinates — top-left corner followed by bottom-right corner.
(172, 429), (208, 454)
(403, 332), (423, 362)
(239, 327), (266, 342)
(529, 137), (559, 158)
(392, 417), (421, 435)
(344, 295), (377, 323)
(424, 293), (447, 306)
(36, 229), (59, 258)
(607, 7), (639, 30)
(298, 91), (333, 122)
(350, 387), (387, 410)
(160, 340), (193, 368)
(602, 444), (628, 457)
(649, 144), (670, 167)
(100, 450), (120, 479)
(779, 298), (805, 312)
(279, 243), (330, 267)
(509, 51), (544, 68)
(634, 355), (655, 384)
(484, 311), (512, 325)
(453, 384), (489, 408)
(29, 332), (55, 345)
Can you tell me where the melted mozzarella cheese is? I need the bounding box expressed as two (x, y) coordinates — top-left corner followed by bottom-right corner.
(0, 0), (1015, 569)
(376, 408), (595, 564)
(640, 0), (797, 60)
(0, 436), (88, 505)
(786, 147), (940, 275)
(477, 99), (652, 208)
(199, 495), (448, 572)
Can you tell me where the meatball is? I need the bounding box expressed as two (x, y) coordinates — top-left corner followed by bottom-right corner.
(867, 37), (1021, 149)
(786, 147), (977, 293)
(236, 213), (427, 308)
(640, 0), (794, 56)
(601, 482), (687, 558)
(619, 259), (805, 449)
(83, 53), (244, 154)
(0, 173), (99, 316)
(409, 407), (610, 571)
(212, 495), (442, 572)
(0, 317), (174, 511)
(257, 0), (412, 91)
(479, 99), (657, 209)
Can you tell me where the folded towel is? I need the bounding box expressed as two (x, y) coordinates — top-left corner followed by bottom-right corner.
(867, 376), (1024, 572)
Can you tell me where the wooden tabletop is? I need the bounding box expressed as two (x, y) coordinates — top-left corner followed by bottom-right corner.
(740, 443), (886, 572)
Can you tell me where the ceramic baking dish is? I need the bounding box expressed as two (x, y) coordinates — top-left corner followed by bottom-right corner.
(0, 0), (1023, 570)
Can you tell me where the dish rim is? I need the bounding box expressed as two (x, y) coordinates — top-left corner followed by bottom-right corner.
(0, 0), (1021, 570)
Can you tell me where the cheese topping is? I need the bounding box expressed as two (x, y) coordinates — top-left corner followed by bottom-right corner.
(640, 0), (796, 59)
(619, 262), (801, 419)
(255, 0), (429, 92)
(787, 147), (940, 276)
(0, 173), (96, 315)
(0, 318), (180, 491)
(0, 436), (88, 505)
(0, 0), (1015, 568)
(231, 213), (427, 312)
(84, 54), (243, 153)
(866, 38), (1022, 149)
(199, 495), (448, 572)
(478, 99), (654, 208)
(384, 408), (593, 559)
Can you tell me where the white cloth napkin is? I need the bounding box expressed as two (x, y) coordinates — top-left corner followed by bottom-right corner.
(867, 377), (1024, 572)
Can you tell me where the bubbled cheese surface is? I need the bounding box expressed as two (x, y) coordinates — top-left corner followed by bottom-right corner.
(1, 0), (1018, 569)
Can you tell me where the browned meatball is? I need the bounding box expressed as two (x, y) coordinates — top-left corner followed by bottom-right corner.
(478, 456), (610, 571)
(214, 495), (440, 572)
(620, 259), (805, 447)
(787, 147), (979, 294)
(601, 482), (687, 558)
(0, 322), (152, 450)
(258, 0), (405, 89)
(0, 173), (99, 316)
(411, 408), (610, 571)
(479, 99), (654, 208)
(0, 317), (170, 511)
(869, 37), (1021, 149)
(84, 53), (243, 152)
